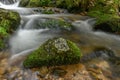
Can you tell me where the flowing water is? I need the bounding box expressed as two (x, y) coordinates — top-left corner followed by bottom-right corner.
(0, 0), (19, 4)
(0, 0), (120, 80)
(0, 0), (120, 64)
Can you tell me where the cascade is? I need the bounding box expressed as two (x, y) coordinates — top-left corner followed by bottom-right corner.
(0, 0), (120, 68)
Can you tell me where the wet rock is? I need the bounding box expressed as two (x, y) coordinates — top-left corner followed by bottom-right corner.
(23, 38), (82, 68)
(0, 9), (20, 50)
(0, 9), (20, 32)
(94, 18), (120, 34)
(0, 67), (6, 75)
(1, 57), (120, 80)
(41, 7), (68, 14)
(51, 68), (67, 77)
(24, 18), (73, 31)
(80, 48), (115, 62)
(33, 67), (49, 78)
(109, 56), (120, 65)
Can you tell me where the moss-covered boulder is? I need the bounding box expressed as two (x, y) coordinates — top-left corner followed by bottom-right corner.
(87, 0), (120, 34)
(23, 38), (82, 68)
(0, 9), (20, 50)
(88, 7), (120, 33)
(93, 18), (120, 33)
(106, 18), (120, 33)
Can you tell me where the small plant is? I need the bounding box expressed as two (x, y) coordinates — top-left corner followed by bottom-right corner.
(39, 0), (52, 6)
(88, 0), (120, 24)
(0, 27), (8, 36)
(56, 0), (93, 12)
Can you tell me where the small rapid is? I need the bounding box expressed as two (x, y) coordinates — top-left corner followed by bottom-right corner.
(0, 0), (120, 64)
(72, 20), (120, 55)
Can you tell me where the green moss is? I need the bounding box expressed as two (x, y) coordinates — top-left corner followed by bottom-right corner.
(33, 18), (73, 31)
(88, 11), (114, 24)
(27, 0), (40, 7)
(38, 0), (52, 7)
(87, 0), (120, 33)
(20, 0), (52, 7)
(55, 0), (91, 12)
(19, 0), (119, 15)
(23, 38), (82, 68)
(107, 18), (120, 32)
(0, 27), (8, 36)
(0, 9), (20, 32)
(0, 39), (5, 50)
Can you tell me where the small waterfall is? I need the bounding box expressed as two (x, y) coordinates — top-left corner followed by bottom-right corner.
(0, 0), (20, 4)
(0, 0), (36, 15)
(0, 0), (20, 8)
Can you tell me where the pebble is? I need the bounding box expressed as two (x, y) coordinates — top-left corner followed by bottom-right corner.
(0, 67), (6, 75)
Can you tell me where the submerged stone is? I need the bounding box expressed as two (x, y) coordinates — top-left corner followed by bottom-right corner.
(23, 38), (82, 68)
(24, 18), (73, 31)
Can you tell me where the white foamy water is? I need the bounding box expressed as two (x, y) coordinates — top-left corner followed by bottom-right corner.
(0, 0), (37, 15)
(9, 27), (61, 65)
(0, 0), (20, 7)
(72, 20), (120, 55)
(9, 28), (59, 54)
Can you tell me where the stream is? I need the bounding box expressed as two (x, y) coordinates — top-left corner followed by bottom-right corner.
(0, 0), (120, 80)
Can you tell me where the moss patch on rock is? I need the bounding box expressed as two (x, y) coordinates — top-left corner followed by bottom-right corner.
(87, 0), (120, 34)
(107, 18), (120, 33)
(93, 17), (120, 33)
(27, 18), (73, 31)
(0, 9), (20, 50)
(23, 38), (82, 68)
(20, 0), (52, 7)
(38, 18), (73, 30)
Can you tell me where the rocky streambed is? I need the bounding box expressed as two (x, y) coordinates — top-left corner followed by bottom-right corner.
(0, 48), (120, 80)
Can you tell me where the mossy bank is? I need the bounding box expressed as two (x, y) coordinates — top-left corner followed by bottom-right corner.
(23, 38), (82, 68)
(0, 9), (20, 50)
